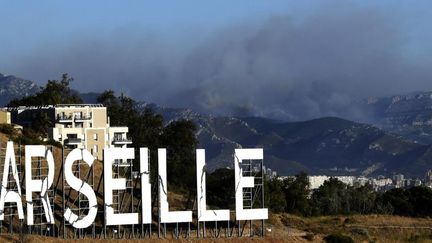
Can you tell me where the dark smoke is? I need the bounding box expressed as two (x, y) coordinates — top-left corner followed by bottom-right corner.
(5, 3), (432, 121)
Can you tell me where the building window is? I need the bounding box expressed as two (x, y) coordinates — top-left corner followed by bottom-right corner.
(74, 111), (81, 119)
(93, 133), (98, 141)
(114, 132), (123, 141)
(93, 145), (98, 154)
(67, 134), (77, 139)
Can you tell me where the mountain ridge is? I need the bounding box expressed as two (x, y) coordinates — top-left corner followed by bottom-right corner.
(0, 73), (40, 105)
(137, 102), (432, 177)
(358, 91), (432, 144)
(2, 73), (432, 177)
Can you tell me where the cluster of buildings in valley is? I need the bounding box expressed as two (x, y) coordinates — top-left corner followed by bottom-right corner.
(0, 104), (131, 160)
(262, 166), (278, 178)
(275, 170), (432, 192)
(307, 172), (432, 191)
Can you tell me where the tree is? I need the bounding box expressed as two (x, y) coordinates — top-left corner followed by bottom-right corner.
(265, 177), (286, 213)
(98, 91), (199, 210)
(207, 168), (235, 209)
(96, 90), (119, 109)
(7, 74), (82, 142)
(349, 184), (378, 214)
(162, 120), (198, 191)
(283, 172), (311, 216)
(98, 90), (164, 174)
(382, 188), (413, 216)
(382, 186), (432, 217)
(97, 91), (198, 192)
(8, 73), (82, 106)
(407, 186), (432, 217)
(311, 178), (351, 215)
(31, 112), (53, 135)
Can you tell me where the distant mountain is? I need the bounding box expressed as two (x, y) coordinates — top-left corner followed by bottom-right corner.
(0, 73), (39, 105)
(138, 102), (432, 178)
(0, 73), (101, 106)
(359, 91), (432, 144)
(2, 73), (432, 177)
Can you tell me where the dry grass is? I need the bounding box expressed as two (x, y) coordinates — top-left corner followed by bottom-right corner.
(4, 214), (432, 242)
(278, 214), (432, 242)
(0, 234), (310, 243)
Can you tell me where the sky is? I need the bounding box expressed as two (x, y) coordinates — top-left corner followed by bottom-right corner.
(1, 1), (432, 120)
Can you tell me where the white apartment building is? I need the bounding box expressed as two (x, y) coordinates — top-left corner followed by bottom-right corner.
(308, 175), (356, 190)
(9, 104), (131, 160)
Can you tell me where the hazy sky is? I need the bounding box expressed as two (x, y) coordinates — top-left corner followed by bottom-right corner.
(1, 1), (432, 120)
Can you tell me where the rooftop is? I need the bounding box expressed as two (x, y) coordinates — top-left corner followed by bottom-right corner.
(55, 104), (104, 108)
(6, 104), (105, 111)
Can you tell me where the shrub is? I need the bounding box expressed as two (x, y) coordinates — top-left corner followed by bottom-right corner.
(303, 233), (315, 241)
(0, 124), (14, 135)
(46, 139), (62, 148)
(324, 233), (354, 243)
(351, 227), (369, 236)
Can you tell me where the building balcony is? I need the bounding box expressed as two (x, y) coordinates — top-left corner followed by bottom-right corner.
(57, 114), (73, 122)
(65, 138), (82, 145)
(75, 114), (92, 121)
(113, 159), (132, 167)
(112, 137), (132, 145)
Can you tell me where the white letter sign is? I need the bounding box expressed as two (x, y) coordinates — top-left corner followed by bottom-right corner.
(104, 147), (138, 225)
(0, 141), (24, 220)
(234, 149), (268, 220)
(140, 148), (152, 224)
(64, 148), (98, 228)
(25, 145), (55, 225)
(196, 149), (229, 222)
(158, 149), (192, 223)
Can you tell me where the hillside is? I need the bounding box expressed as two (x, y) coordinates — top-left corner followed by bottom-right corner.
(358, 91), (432, 145)
(1, 129), (432, 242)
(139, 102), (432, 177)
(241, 117), (432, 177)
(0, 73), (39, 105)
(2, 214), (432, 242)
(2, 73), (432, 177)
(0, 129), (196, 239)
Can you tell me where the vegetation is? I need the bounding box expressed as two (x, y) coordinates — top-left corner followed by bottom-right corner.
(265, 176), (286, 213)
(96, 90), (198, 193)
(6, 74), (83, 145)
(382, 186), (432, 217)
(6, 78), (199, 195)
(283, 172), (311, 215)
(265, 172), (432, 218)
(7, 74), (432, 223)
(323, 233), (354, 243)
(8, 73), (82, 107)
(6, 76), (199, 209)
(206, 168), (235, 209)
(0, 123), (61, 147)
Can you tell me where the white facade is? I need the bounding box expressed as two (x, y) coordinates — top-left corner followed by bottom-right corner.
(50, 104), (131, 160)
(108, 126), (133, 147)
(308, 175), (357, 190)
(10, 104), (131, 160)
